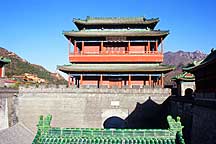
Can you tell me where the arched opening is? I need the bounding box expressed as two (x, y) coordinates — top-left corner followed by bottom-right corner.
(103, 116), (126, 128)
(184, 88), (193, 97)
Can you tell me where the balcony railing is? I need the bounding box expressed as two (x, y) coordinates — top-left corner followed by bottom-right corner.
(69, 52), (163, 63)
(70, 50), (162, 55)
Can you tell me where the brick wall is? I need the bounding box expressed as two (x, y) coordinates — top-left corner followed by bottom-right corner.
(17, 86), (171, 133)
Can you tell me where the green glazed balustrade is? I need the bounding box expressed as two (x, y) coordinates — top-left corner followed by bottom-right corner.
(47, 128), (173, 138)
(32, 115), (185, 144)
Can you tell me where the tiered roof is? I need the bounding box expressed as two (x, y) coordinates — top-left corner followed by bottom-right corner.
(59, 16), (172, 76)
(172, 72), (195, 82)
(32, 115), (185, 144)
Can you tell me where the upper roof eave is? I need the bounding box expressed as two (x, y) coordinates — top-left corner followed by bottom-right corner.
(73, 17), (160, 30)
(73, 17), (159, 25)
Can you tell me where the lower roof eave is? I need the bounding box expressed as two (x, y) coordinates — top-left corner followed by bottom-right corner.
(57, 64), (174, 74)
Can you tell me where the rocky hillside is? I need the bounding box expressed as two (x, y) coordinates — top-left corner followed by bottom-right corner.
(163, 50), (207, 85)
(0, 47), (67, 85)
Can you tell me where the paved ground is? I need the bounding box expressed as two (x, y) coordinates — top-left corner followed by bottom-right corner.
(0, 122), (35, 144)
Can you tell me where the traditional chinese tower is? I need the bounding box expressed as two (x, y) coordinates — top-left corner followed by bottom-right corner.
(58, 16), (174, 88)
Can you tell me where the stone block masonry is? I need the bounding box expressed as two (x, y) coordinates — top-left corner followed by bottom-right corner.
(17, 86), (171, 133)
(0, 88), (18, 130)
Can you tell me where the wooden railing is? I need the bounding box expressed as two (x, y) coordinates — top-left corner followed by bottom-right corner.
(70, 51), (162, 55)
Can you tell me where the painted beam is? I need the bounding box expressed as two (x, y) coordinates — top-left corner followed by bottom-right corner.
(70, 74), (162, 77)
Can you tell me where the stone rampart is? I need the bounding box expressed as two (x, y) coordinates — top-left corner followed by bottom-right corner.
(17, 86), (171, 133)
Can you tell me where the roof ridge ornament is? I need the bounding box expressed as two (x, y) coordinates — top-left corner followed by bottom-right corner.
(36, 114), (52, 132)
(167, 115), (185, 144)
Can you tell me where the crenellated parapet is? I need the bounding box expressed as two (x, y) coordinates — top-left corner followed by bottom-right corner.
(19, 85), (171, 95)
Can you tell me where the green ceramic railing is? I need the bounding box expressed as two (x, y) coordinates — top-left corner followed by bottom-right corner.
(32, 114), (185, 144)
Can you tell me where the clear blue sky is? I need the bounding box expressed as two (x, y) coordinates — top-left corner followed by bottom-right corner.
(0, 0), (216, 73)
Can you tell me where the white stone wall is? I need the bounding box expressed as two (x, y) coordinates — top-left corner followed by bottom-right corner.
(180, 81), (195, 96)
(17, 87), (171, 133)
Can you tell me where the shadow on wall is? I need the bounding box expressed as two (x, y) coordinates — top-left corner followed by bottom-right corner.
(162, 95), (193, 144)
(103, 97), (168, 129)
(103, 95), (192, 143)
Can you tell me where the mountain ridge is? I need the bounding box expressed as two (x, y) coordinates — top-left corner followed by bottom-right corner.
(163, 50), (207, 85)
(0, 47), (67, 85)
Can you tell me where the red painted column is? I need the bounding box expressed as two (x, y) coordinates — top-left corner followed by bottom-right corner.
(80, 74), (83, 85)
(119, 81), (122, 88)
(128, 74), (131, 88)
(101, 41), (104, 54)
(100, 74), (103, 86)
(147, 41), (150, 53)
(128, 41), (131, 54)
(161, 73), (164, 88)
(0, 67), (2, 77)
(149, 74), (152, 86)
(158, 79), (161, 86)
